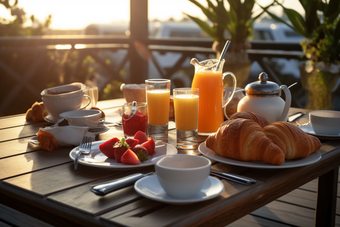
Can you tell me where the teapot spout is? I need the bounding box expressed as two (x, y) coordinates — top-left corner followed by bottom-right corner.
(190, 58), (200, 66)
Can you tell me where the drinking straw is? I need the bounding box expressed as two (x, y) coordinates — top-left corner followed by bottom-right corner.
(215, 40), (231, 71)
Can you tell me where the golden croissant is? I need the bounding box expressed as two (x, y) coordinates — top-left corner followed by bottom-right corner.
(264, 121), (321, 159)
(227, 111), (270, 128)
(206, 118), (285, 165)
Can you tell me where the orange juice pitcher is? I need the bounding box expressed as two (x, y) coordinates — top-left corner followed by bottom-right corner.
(191, 58), (236, 135)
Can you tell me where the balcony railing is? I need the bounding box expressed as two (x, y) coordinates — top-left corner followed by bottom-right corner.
(0, 35), (306, 117)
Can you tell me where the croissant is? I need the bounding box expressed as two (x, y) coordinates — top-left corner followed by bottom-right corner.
(264, 121), (321, 160)
(37, 129), (59, 151)
(206, 118), (285, 165)
(227, 111), (270, 128)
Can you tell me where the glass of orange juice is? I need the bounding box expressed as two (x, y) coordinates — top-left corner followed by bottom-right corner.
(145, 79), (171, 142)
(173, 88), (199, 149)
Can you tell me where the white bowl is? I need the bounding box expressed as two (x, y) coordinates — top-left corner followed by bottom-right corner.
(155, 154), (211, 199)
(59, 109), (102, 127)
(41, 82), (86, 100)
(309, 110), (340, 135)
(42, 95), (91, 119)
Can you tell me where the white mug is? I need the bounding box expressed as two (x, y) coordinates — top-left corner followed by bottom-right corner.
(43, 95), (91, 120)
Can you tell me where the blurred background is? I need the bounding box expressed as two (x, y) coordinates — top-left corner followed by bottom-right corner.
(1, 0), (337, 117)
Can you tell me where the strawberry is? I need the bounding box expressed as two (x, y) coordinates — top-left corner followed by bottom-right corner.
(121, 149), (141, 165)
(99, 137), (120, 159)
(131, 144), (149, 162)
(142, 138), (155, 155)
(113, 138), (129, 163)
(125, 138), (139, 148)
(133, 131), (148, 144)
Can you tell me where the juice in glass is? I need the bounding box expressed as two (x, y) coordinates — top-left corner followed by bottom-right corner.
(146, 90), (170, 125)
(192, 71), (224, 134)
(173, 94), (199, 131)
(173, 88), (199, 149)
(145, 79), (171, 142)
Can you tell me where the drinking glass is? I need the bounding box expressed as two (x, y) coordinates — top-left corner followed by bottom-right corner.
(145, 79), (171, 142)
(122, 102), (147, 138)
(173, 88), (199, 149)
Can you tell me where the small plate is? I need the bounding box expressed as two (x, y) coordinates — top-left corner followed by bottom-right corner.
(299, 123), (340, 140)
(69, 141), (177, 169)
(134, 175), (224, 205)
(199, 143), (321, 169)
(44, 114), (59, 123)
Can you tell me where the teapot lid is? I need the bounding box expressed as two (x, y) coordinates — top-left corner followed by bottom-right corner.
(245, 72), (280, 95)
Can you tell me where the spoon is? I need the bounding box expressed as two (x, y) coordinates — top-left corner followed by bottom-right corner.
(215, 40), (231, 71)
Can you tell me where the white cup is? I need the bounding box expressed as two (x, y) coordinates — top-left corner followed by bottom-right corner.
(310, 110), (340, 135)
(59, 109), (102, 127)
(41, 82), (86, 100)
(42, 95), (91, 120)
(155, 154), (211, 199)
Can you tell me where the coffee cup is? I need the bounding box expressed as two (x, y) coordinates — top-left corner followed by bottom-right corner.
(42, 95), (91, 120)
(309, 110), (340, 135)
(59, 109), (102, 127)
(41, 82), (86, 100)
(155, 154), (211, 199)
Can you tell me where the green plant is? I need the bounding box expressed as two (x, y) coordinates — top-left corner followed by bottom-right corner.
(184, 0), (269, 51)
(260, 0), (340, 64)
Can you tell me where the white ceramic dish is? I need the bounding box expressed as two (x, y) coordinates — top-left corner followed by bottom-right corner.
(199, 143), (321, 169)
(59, 109), (102, 127)
(299, 123), (340, 140)
(134, 175), (224, 205)
(69, 141), (178, 169)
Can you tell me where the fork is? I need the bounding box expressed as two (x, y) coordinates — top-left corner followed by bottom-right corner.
(74, 136), (93, 170)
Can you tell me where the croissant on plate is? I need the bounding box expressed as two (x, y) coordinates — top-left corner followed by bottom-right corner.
(264, 121), (321, 160)
(206, 118), (285, 165)
(226, 111), (270, 128)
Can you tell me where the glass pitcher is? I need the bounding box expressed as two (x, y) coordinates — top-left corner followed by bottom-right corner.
(191, 58), (237, 135)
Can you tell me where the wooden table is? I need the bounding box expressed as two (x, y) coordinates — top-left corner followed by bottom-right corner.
(0, 98), (339, 227)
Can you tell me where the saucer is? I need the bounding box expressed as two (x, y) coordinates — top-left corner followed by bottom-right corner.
(44, 114), (60, 123)
(299, 123), (340, 140)
(134, 175), (224, 205)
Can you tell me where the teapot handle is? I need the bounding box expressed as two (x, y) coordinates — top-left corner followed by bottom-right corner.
(278, 85), (291, 121)
(222, 71), (237, 119)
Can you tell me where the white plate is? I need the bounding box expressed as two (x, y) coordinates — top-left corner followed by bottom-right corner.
(87, 126), (110, 135)
(134, 175), (224, 205)
(299, 123), (340, 140)
(69, 141), (177, 169)
(199, 143), (321, 169)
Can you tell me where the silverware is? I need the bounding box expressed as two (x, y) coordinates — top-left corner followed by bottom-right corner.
(288, 112), (306, 122)
(74, 136), (93, 170)
(91, 172), (154, 196)
(210, 169), (256, 185)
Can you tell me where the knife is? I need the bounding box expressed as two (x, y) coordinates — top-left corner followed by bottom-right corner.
(210, 169), (256, 185)
(91, 172), (154, 196)
(288, 112), (306, 122)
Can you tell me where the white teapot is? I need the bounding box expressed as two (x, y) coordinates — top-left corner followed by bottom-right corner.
(236, 72), (291, 123)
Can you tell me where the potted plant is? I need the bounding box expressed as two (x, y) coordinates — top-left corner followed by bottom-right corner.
(260, 0), (340, 110)
(184, 0), (269, 87)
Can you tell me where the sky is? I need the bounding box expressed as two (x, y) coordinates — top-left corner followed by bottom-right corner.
(0, 0), (304, 30)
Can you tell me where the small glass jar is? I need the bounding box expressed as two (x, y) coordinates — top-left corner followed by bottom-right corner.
(122, 102), (147, 138)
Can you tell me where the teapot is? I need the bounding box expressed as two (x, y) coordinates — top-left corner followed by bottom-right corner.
(236, 72), (291, 123)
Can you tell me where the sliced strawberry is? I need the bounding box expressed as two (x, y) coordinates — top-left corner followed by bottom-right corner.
(99, 137), (120, 159)
(142, 138), (155, 155)
(126, 138), (139, 148)
(121, 149), (141, 165)
(113, 138), (129, 163)
(131, 145), (149, 162)
(133, 131), (148, 144)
